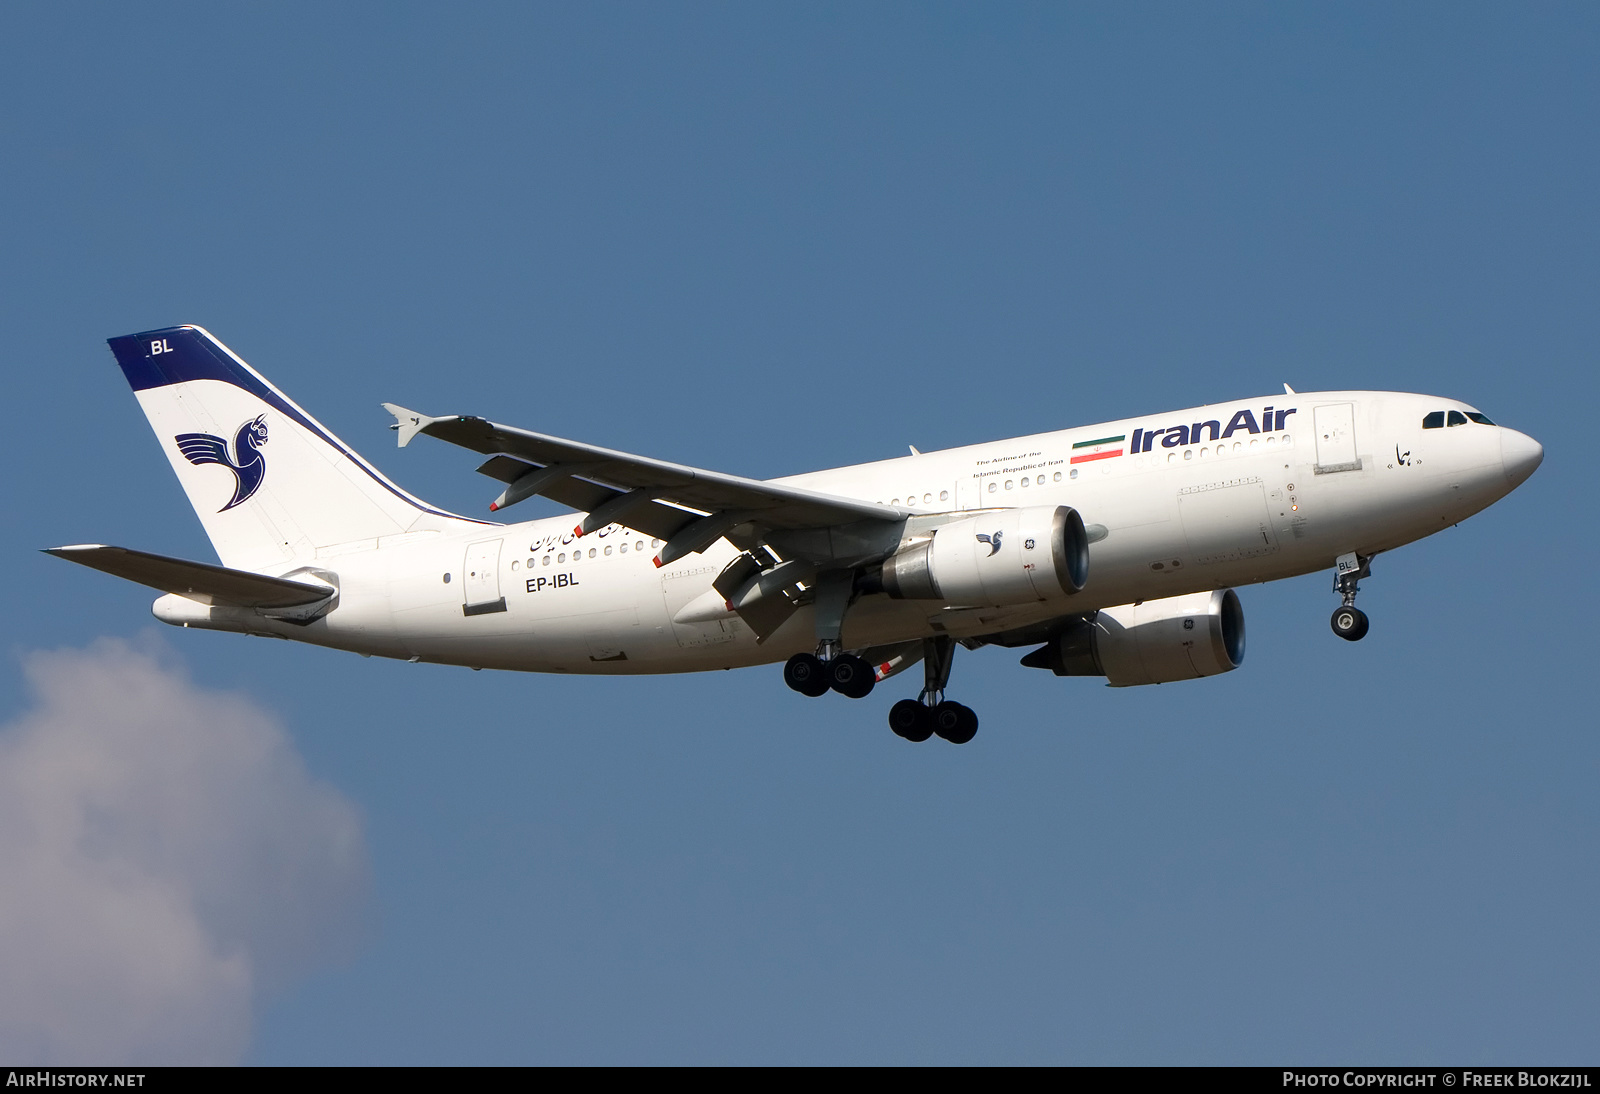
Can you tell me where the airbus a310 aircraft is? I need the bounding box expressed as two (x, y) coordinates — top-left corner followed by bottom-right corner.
(50, 326), (1542, 744)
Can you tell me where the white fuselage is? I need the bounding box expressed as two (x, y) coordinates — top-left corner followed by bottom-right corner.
(156, 390), (1537, 674)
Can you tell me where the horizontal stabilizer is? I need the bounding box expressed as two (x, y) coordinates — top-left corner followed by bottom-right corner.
(45, 544), (333, 608)
(382, 403), (454, 448)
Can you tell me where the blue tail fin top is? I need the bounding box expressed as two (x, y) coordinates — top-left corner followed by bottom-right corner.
(108, 327), (257, 393)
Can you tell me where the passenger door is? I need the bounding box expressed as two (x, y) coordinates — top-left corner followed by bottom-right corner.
(1313, 403), (1360, 473)
(462, 539), (506, 616)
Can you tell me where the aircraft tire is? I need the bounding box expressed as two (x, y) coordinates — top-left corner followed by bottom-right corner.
(934, 701), (978, 745)
(829, 654), (876, 699)
(1331, 606), (1370, 642)
(784, 653), (831, 696)
(889, 699), (933, 742)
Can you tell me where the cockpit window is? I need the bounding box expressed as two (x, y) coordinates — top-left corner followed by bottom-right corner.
(1466, 412), (1495, 425)
(1447, 410), (1468, 426)
(1422, 411), (1445, 429)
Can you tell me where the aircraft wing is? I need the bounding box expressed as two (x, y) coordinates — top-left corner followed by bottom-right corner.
(384, 405), (911, 564)
(45, 544), (333, 608)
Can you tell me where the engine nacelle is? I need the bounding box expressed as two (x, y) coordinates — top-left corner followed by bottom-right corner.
(1025, 588), (1245, 686)
(883, 505), (1089, 606)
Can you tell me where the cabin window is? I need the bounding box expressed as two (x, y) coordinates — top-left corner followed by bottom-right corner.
(987, 482), (997, 493)
(1053, 472), (1062, 482)
(542, 556), (551, 567)
(588, 548), (597, 558)
(1422, 411), (1445, 429)
(1467, 412), (1495, 425)
(557, 553), (565, 563)
(636, 541), (645, 552)
(604, 546), (613, 556)
(1020, 477), (1030, 487)
(939, 490), (949, 501)
(1070, 468), (1078, 479)
(1036, 474), (1045, 485)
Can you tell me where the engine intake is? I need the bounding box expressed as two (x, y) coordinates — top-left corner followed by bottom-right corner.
(883, 505), (1088, 606)
(1023, 588), (1245, 686)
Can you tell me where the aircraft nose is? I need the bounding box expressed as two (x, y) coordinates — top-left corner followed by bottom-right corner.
(1500, 428), (1544, 489)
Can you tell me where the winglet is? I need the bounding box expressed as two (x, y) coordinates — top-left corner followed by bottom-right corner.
(383, 403), (449, 448)
(1283, 383), (1297, 395)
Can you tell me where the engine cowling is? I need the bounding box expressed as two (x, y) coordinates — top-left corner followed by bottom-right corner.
(883, 505), (1089, 606)
(1025, 588), (1245, 686)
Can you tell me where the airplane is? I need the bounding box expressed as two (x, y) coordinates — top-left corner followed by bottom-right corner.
(48, 326), (1543, 745)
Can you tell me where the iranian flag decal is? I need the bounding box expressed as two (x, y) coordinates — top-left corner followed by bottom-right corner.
(1070, 434), (1127, 464)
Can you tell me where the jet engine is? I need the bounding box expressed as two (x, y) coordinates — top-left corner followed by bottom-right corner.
(882, 505), (1089, 606)
(1022, 588), (1245, 686)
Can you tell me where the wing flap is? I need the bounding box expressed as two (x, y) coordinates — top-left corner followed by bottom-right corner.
(387, 408), (909, 532)
(46, 545), (333, 608)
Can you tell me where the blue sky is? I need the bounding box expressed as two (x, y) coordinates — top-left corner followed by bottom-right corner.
(1, 3), (1594, 1064)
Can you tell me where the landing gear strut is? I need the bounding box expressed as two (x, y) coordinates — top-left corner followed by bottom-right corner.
(888, 636), (978, 745)
(1330, 552), (1372, 642)
(783, 569), (878, 699)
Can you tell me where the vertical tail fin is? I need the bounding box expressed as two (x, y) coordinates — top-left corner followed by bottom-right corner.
(108, 326), (483, 571)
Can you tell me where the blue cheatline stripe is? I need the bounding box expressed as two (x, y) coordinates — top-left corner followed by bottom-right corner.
(107, 326), (491, 526)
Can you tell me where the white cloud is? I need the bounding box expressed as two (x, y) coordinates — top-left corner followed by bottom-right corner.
(0, 638), (369, 1064)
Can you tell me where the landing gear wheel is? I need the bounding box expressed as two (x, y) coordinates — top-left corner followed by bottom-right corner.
(829, 654), (876, 699)
(933, 701), (978, 745)
(889, 699), (934, 742)
(1331, 605), (1369, 642)
(784, 653), (831, 696)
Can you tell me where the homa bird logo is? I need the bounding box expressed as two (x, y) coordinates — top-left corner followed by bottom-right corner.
(976, 530), (1003, 556)
(175, 415), (269, 511)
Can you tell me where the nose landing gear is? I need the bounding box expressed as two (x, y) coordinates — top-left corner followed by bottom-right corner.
(1330, 552), (1372, 642)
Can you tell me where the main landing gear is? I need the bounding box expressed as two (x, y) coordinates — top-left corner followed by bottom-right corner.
(1330, 551), (1372, 642)
(888, 636), (978, 745)
(783, 649), (876, 700)
(782, 571), (879, 699)
(781, 569), (977, 743)
(783, 636), (979, 745)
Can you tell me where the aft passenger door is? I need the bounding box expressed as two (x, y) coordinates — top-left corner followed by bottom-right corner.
(462, 538), (506, 616)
